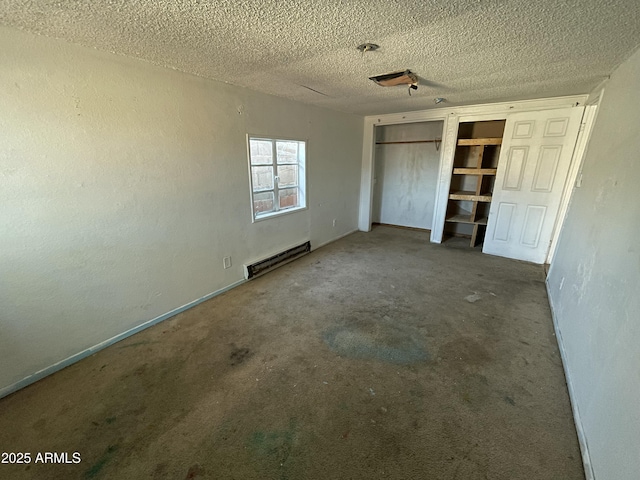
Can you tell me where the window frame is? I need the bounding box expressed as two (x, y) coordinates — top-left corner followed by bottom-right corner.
(247, 135), (307, 222)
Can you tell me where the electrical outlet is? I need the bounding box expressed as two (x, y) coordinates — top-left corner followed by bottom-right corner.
(332, 219), (337, 227)
(223, 256), (232, 269)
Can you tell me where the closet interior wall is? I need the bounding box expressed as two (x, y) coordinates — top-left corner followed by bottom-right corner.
(372, 121), (444, 231)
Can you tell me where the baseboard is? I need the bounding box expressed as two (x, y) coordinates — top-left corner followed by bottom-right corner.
(546, 279), (595, 480)
(313, 228), (358, 250)
(0, 279), (246, 400)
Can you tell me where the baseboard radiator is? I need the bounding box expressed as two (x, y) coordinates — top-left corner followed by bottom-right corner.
(244, 241), (311, 280)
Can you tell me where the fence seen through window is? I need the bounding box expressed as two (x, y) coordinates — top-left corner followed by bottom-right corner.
(248, 137), (306, 220)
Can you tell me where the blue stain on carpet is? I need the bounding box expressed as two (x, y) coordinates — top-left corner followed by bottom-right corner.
(323, 321), (429, 365)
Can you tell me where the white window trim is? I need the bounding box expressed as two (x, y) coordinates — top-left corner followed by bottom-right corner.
(247, 135), (308, 222)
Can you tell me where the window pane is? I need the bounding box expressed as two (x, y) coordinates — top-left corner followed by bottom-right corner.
(253, 191), (275, 215)
(250, 140), (273, 165)
(252, 166), (274, 191)
(278, 187), (299, 209)
(276, 141), (299, 164)
(277, 164), (298, 187)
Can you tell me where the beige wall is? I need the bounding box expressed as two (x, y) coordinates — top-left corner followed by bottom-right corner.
(0, 27), (363, 395)
(548, 47), (640, 480)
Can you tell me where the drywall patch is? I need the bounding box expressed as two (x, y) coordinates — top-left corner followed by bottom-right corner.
(573, 250), (596, 302)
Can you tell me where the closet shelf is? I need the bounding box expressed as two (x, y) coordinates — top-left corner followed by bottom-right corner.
(457, 137), (502, 146)
(453, 167), (497, 175)
(446, 213), (488, 225)
(445, 122), (505, 247)
(449, 191), (492, 202)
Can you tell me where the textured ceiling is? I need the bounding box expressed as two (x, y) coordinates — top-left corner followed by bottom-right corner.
(1, 0), (640, 115)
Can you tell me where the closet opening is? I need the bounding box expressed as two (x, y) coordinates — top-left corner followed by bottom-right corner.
(372, 121), (445, 234)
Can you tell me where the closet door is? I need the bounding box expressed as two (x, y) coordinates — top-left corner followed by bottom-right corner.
(483, 107), (584, 263)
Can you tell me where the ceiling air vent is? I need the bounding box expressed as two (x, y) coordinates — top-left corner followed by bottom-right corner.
(369, 70), (418, 87)
(369, 69), (418, 90)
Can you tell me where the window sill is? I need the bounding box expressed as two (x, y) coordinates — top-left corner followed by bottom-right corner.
(252, 206), (307, 223)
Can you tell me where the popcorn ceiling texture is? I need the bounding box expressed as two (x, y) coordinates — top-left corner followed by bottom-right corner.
(1, 0), (639, 115)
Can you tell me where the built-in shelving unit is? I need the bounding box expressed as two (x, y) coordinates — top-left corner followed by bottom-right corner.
(444, 122), (505, 247)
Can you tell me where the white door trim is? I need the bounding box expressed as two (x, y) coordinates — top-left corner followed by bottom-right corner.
(546, 100), (601, 263)
(430, 115), (458, 242)
(358, 117), (377, 231)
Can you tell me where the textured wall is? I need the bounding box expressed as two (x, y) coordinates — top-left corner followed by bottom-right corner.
(547, 47), (640, 480)
(0, 27), (362, 393)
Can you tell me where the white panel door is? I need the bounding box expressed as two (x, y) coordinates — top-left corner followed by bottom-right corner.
(483, 107), (584, 263)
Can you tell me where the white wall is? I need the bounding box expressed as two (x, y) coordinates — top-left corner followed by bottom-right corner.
(0, 27), (363, 395)
(372, 122), (443, 230)
(547, 47), (640, 480)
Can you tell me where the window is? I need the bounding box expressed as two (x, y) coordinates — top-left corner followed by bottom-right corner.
(248, 137), (306, 221)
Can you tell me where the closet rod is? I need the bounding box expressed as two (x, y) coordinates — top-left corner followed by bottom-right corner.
(375, 140), (441, 145)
